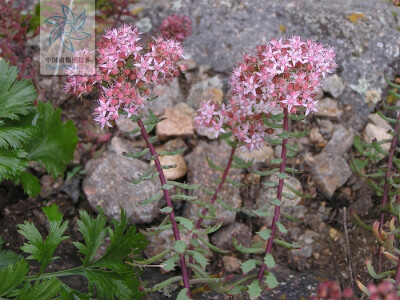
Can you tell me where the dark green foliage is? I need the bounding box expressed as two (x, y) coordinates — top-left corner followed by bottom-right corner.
(0, 204), (148, 299)
(0, 60), (78, 196)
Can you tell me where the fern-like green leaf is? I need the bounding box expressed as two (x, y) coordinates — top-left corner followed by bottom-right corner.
(26, 101), (78, 178)
(16, 277), (61, 300)
(0, 60), (37, 120)
(0, 259), (28, 297)
(0, 149), (29, 181)
(73, 210), (108, 266)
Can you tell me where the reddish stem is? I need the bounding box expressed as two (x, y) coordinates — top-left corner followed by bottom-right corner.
(378, 112), (400, 273)
(137, 119), (191, 297)
(187, 146), (236, 277)
(257, 108), (289, 283)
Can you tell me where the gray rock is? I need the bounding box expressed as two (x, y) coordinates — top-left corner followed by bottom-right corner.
(210, 223), (251, 251)
(291, 230), (320, 259)
(368, 113), (393, 131)
(148, 78), (185, 115)
(186, 75), (224, 108)
(83, 149), (161, 224)
(322, 74), (345, 98)
(156, 104), (195, 140)
(108, 136), (140, 156)
(183, 141), (242, 226)
(323, 125), (355, 156)
(363, 123), (392, 152)
(317, 118), (334, 137)
(314, 98), (340, 119)
(62, 177), (81, 204)
(305, 152), (352, 199)
(236, 143), (274, 164)
(147, 0), (400, 130)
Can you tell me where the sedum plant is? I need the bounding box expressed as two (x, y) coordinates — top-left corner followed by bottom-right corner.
(66, 26), (337, 298)
(350, 75), (400, 291)
(0, 59), (77, 196)
(0, 204), (147, 299)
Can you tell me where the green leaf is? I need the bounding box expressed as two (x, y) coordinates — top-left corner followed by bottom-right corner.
(253, 168), (279, 176)
(122, 148), (149, 158)
(0, 60), (36, 120)
(273, 239), (301, 249)
(171, 194), (197, 201)
(232, 238), (264, 254)
(162, 255), (178, 271)
(216, 198), (240, 212)
(26, 101), (78, 178)
(18, 204), (69, 272)
(276, 222), (288, 234)
(265, 272), (279, 288)
(206, 155), (224, 171)
(160, 206), (173, 214)
(14, 171), (41, 197)
(196, 237), (230, 254)
(187, 250), (208, 269)
(247, 279), (262, 300)
(0, 249), (21, 271)
(226, 177), (244, 187)
(264, 253), (276, 269)
(174, 240), (186, 254)
(262, 115), (283, 128)
(0, 123), (34, 149)
(72, 210), (107, 266)
(166, 181), (201, 190)
(0, 259), (28, 296)
(353, 136), (364, 154)
(175, 217), (194, 231)
(271, 158), (283, 164)
(264, 137), (282, 145)
(0, 149), (29, 181)
(159, 148), (186, 156)
(241, 259), (260, 274)
(277, 172), (289, 179)
(257, 229), (271, 241)
(140, 191), (163, 205)
(177, 288), (191, 300)
(271, 198), (282, 206)
(161, 164), (177, 169)
(161, 184), (174, 190)
(16, 277), (61, 300)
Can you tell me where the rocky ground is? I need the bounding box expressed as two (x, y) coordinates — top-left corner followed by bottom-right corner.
(1, 0), (400, 299)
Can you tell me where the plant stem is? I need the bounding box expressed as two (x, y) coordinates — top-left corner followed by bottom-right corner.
(187, 146), (236, 276)
(396, 257), (400, 287)
(257, 107), (289, 283)
(137, 119), (191, 297)
(378, 112), (400, 273)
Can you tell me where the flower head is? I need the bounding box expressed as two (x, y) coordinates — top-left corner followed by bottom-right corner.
(65, 24), (186, 128)
(158, 15), (192, 42)
(195, 36), (336, 150)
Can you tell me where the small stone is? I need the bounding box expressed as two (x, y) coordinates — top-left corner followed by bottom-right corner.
(108, 136), (140, 156)
(156, 105), (194, 140)
(309, 128), (325, 143)
(305, 152), (352, 199)
(322, 74), (345, 98)
(83, 151), (161, 224)
(183, 141), (242, 226)
(156, 154), (187, 180)
(144, 230), (211, 260)
(363, 123), (392, 152)
(187, 76), (224, 108)
(156, 138), (187, 153)
(149, 78), (184, 115)
(62, 176), (81, 204)
(368, 113), (392, 131)
(222, 256), (242, 273)
(115, 117), (138, 134)
(236, 144), (274, 164)
(210, 223), (251, 251)
(315, 98), (340, 118)
(40, 175), (63, 198)
(318, 119), (334, 136)
(323, 125), (355, 156)
(291, 230), (320, 259)
(329, 227), (341, 242)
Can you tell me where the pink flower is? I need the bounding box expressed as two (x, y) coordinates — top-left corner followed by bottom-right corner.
(65, 24), (186, 128)
(159, 15), (192, 42)
(195, 36), (337, 150)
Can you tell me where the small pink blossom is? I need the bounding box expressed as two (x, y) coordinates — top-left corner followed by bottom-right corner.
(159, 15), (192, 42)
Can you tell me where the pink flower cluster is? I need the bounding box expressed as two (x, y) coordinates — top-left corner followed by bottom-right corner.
(65, 24), (186, 128)
(159, 15), (192, 42)
(195, 36), (337, 150)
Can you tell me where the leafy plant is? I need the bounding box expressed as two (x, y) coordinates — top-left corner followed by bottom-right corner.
(0, 59), (78, 196)
(0, 204), (147, 299)
(350, 74), (400, 290)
